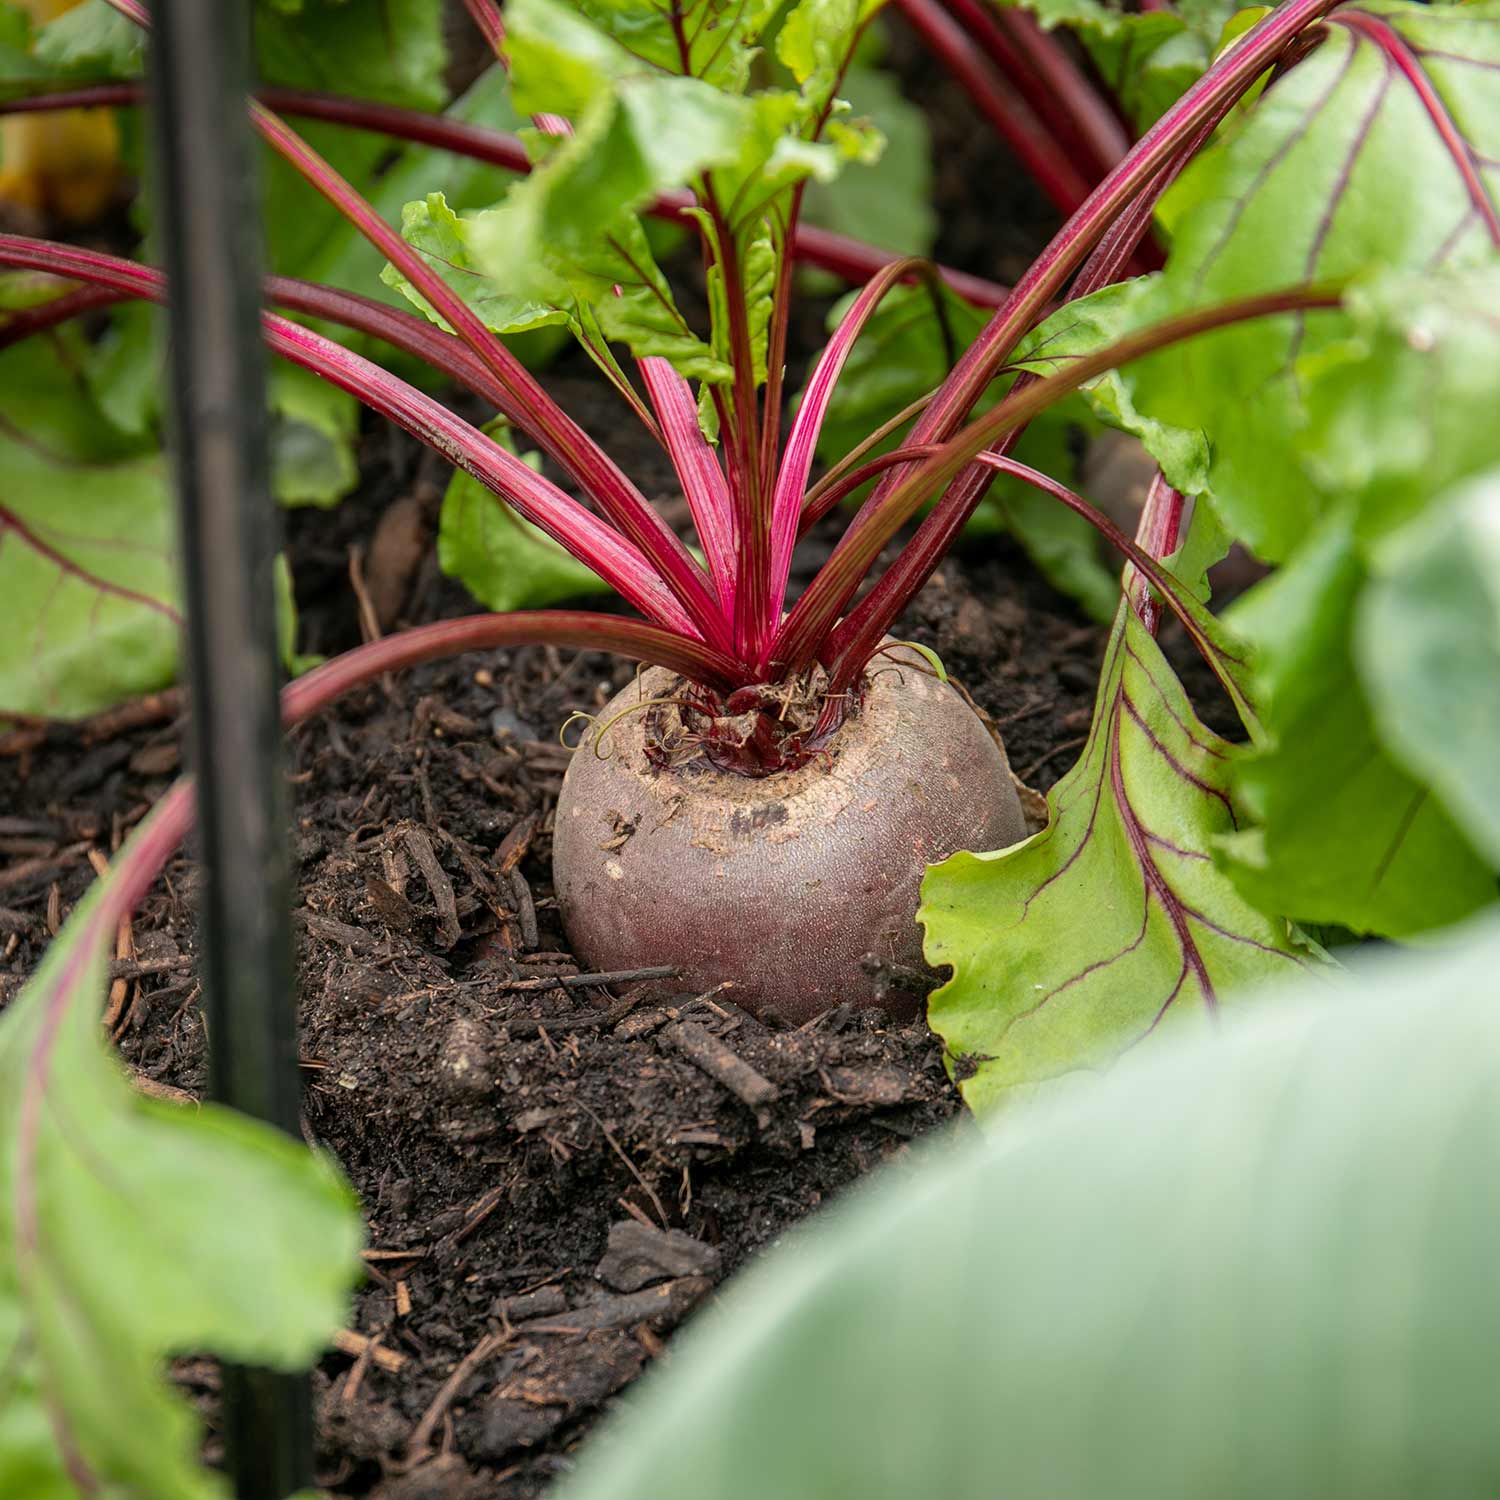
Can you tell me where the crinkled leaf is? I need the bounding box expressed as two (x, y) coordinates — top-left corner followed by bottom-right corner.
(0, 820), (363, 1499)
(390, 190), (727, 381)
(699, 219), (778, 388)
(553, 915), (1500, 1500)
(0, 337), (179, 719)
(776, 0), (883, 113)
(923, 598), (1319, 1116)
(275, 67), (530, 327)
(569, 0), (780, 90)
(1356, 469), (1500, 870)
(1219, 511), (1495, 936)
(438, 461), (612, 612)
(1125, 2), (1500, 562)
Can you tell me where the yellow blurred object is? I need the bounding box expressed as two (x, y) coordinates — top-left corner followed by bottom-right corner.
(0, 0), (123, 226)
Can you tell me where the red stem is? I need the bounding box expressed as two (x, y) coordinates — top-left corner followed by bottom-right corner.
(797, 444), (945, 533)
(1128, 470), (1185, 635)
(892, 0), (1096, 223)
(244, 99), (726, 651)
(938, 0), (1131, 188)
(100, 0), (726, 648)
(826, 93), (1231, 668)
(0, 283), (119, 349)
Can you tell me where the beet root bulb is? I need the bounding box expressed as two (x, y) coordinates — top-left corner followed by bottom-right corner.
(552, 656), (1028, 1025)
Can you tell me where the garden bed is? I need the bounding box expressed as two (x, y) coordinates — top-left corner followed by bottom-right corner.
(0, 23), (1200, 1493)
(0, 439), (1139, 1497)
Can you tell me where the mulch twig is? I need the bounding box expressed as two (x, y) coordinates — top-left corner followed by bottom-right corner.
(665, 1019), (779, 1112)
(404, 825), (461, 949)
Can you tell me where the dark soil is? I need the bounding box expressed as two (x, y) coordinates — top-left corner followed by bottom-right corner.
(0, 18), (1228, 1498)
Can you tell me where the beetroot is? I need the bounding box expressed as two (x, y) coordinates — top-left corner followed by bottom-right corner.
(553, 656), (1028, 1023)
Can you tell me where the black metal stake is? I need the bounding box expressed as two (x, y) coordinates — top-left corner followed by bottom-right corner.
(147, 2), (310, 1495)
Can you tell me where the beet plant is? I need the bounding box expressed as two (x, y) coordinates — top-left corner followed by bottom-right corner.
(1, 0), (1499, 1487)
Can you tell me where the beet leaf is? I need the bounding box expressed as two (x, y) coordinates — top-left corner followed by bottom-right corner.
(1120, 0), (1500, 560)
(0, 334), (178, 718)
(1358, 470), (1500, 870)
(921, 591), (1321, 1115)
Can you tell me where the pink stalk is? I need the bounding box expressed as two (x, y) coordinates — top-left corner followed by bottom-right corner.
(823, 101), (1228, 671)
(639, 357), (739, 612)
(760, 258), (922, 667)
(856, 0), (1343, 481)
(461, 0), (508, 58)
(773, 284), (1344, 678)
(265, 321), (698, 631)
(1130, 471), (1184, 634)
(0, 84), (1014, 308)
(245, 102), (727, 652)
(939, 0), (1131, 187)
(0, 235), (699, 635)
(0, 233), (563, 425)
(892, 0), (1095, 222)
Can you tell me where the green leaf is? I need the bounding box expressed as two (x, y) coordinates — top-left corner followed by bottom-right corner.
(1357, 468), (1500, 869)
(1020, 0), (1245, 131)
(0, 337), (180, 719)
(922, 597), (1319, 1117)
(1125, 2), (1500, 562)
(0, 810), (363, 1498)
(1219, 511), (1496, 937)
(776, 0), (882, 113)
(268, 361), (359, 509)
(566, 0), (779, 90)
(552, 913), (1500, 1500)
(275, 553), (324, 676)
(438, 454), (613, 612)
(391, 189), (728, 381)
(255, 0), (446, 109)
(1298, 265), (1500, 542)
(33, 0), (142, 76)
(271, 68), (537, 347)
